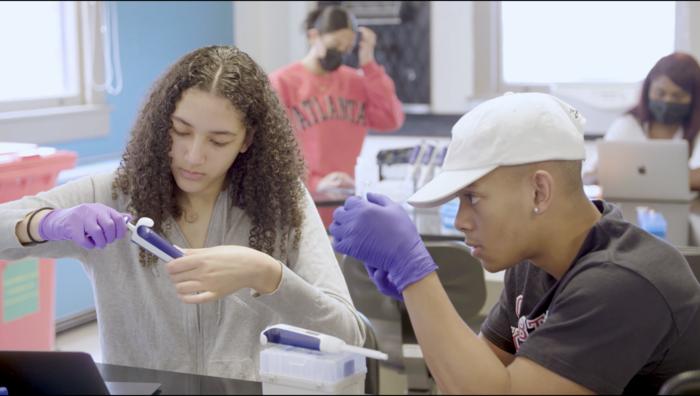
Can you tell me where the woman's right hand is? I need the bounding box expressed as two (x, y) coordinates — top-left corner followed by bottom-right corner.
(357, 26), (377, 66)
(165, 245), (283, 304)
(38, 203), (131, 249)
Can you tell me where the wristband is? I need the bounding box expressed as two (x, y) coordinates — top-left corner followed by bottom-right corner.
(26, 207), (53, 244)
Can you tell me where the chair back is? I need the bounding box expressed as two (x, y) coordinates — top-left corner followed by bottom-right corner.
(398, 241), (487, 393)
(339, 239), (488, 394)
(340, 255), (401, 320)
(426, 241), (487, 321)
(659, 370), (700, 395)
(340, 241), (487, 321)
(356, 311), (380, 395)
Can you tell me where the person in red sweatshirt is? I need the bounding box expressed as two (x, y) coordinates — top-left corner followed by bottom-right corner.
(269, 5), (405, 226)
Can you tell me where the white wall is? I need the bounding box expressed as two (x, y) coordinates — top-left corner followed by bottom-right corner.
(430, 1), (475, 114)
(233, 1), (312, 74)
(677, 1), (700, 61)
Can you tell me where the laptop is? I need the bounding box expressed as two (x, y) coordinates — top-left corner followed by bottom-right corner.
(597, 139), (696, 202)
(0, 351), (161, 395)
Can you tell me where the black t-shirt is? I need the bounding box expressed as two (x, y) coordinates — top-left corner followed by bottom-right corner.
(481, 200), (700, 394)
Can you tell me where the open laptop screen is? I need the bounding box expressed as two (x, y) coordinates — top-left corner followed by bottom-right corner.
(597, 139), (694, 202)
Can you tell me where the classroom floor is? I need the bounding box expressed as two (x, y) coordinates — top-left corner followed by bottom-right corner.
(55, 321), (409, 394)
(55, 321), (101, 362)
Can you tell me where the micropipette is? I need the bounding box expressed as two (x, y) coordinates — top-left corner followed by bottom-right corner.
(126, 217), (183, 262)
(260, 324), (388, 361)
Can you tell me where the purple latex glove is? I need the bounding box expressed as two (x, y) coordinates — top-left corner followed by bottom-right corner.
(38, 203), (131, 249)
(364, 263), (403, 301)
(330, 192), (437, 292)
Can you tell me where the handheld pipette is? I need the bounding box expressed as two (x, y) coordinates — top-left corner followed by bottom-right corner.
(260, 324), (388, 361)
(126, 217), (183, 262)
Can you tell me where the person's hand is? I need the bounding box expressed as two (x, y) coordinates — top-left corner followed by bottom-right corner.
(357, 26), (377, 66)
(165, 245), (282, 304)
(364, 262), (403, 301)
(38, 203), (131, 249)
(330, 192), (437, 292)
(317, 172), (355, 192)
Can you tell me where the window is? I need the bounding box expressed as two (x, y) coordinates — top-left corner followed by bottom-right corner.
(500, 1), (675, 85)
(0, 2), (79, 111)
(0, 1), (118, 144)
(464, 1), (680, 134)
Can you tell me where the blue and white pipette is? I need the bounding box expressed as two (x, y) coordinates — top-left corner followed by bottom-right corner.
(260, 324), (388, 361)
(126, 217), (183, 262)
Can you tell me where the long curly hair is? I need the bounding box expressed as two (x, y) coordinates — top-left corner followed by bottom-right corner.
(112, 45), (307, 266)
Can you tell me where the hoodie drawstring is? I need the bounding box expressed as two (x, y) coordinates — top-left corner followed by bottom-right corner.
(216, 299), (223, 326)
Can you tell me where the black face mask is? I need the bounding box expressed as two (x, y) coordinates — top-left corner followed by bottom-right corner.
(319, 48), (343, 72)
(648, 99), (691, 125)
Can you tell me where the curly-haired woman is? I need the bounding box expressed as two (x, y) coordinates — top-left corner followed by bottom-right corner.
(0, 46), (364, 380)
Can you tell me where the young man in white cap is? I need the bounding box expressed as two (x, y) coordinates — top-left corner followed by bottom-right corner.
(330, 92), (700, 394)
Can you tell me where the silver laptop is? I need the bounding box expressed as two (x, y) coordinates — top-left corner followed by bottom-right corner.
(597, 139), (695, 202)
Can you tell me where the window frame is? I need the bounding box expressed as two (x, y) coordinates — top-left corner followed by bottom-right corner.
(0, 1), (111, 145)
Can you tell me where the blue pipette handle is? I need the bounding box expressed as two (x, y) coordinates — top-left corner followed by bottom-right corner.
(263, 327), (321, 351)
(136, 226), (183, 259)
(260, 324), (389, 360)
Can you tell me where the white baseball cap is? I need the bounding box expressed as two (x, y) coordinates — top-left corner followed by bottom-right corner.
(407, 92), (587, 208)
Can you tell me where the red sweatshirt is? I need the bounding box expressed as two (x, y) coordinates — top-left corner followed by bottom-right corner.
(270, 61), (405, 191)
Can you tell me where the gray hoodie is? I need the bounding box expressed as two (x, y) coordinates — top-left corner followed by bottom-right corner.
(0, 172), (365, 380)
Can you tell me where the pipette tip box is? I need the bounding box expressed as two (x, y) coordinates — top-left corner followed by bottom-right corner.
(259, 344), (366, 395)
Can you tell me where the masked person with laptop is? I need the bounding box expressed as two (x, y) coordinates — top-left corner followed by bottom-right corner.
(331, 92), (700, 394)
(269, 5), (404, 226)
(584, 52), (700, 189)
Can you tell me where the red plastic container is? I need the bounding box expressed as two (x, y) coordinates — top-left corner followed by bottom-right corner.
(0, 143), (77, 350)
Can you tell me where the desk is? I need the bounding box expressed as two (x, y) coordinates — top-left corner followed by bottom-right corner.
(607, 198), (698, 247)
(311, 190), (350, 208)
(96, 363), (261, 395)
